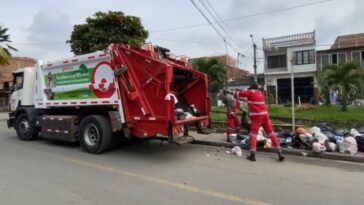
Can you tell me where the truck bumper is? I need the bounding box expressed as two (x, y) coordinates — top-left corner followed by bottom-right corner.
(7, 112), (14, 128)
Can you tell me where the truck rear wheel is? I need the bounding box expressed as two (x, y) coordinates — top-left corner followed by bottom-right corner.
(79, 115), (112, 154)
(15, 113), (38, 141)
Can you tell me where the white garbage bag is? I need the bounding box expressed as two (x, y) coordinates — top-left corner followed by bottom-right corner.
(351, 129), (364, 137)
(257, 127), (267, 141)
(326, 142), (338, 152)
(309, 126), (321, 135)
(314, 132), (328, 144)
(337, 136), (358, 155)
(312, 142), (326, 153)
(232, 146), (242, 157)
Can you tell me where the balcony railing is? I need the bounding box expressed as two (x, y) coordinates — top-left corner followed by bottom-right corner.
(263, 31), (315, 50)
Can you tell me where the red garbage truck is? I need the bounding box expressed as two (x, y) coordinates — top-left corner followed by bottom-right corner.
(7, 43), (211, 153)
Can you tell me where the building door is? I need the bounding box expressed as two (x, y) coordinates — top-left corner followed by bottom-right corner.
(267, 86), (276, 104)
(277, 77), (314, 104)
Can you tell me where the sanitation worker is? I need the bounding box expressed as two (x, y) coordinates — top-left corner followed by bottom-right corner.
(235, 83), (285, 162)
(218, 90), (242, 142)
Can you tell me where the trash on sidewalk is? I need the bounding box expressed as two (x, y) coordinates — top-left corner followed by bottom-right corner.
(273, 123), (363, 155)
(231, 146), (242, 157)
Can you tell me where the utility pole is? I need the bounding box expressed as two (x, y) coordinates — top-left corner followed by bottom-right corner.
(224, 38), (229, 89)
(290, 59), (295, 132)
(250, 34), (257, 82)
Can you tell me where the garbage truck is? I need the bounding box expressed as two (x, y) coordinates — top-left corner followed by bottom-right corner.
(7, 44), (211, 154)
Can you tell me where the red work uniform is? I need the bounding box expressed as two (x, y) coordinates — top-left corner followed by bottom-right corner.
(237, 89), (280, 151)
(226, 99), (241, 137)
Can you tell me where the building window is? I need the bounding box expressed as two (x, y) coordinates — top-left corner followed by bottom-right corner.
(293, 50), (315, 65)
(267, 55), (286, 68)
(331, 54), (338, 64)
(330, 53), (346, 65)
(322, 55), (329, 67)
(352, 51), (364, 67)
(352, 51), (360, 61)
(338, 53), (346, 65)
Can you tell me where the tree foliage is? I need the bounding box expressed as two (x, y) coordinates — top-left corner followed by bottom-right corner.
(192, 58), (227, 92)
(319, 61), (364, 111)
(0, 26), (17, 65)
(68, 11), (148, 55)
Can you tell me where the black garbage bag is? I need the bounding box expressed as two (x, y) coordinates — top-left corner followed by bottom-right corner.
(290, 135), (312, 149)
(355, 136), (364, 152)
(278, 131), (294, 148)
(240, 138), (266, 150)
(335, 129), (349, 136)
(358, 127), (364, 134)
(323, 131), (336, 143)
(318, 122), (334, 132)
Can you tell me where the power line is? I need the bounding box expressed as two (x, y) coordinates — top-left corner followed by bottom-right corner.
(151, 0), (334, 33)
(198, 0), (243, 51)
(190, 0), (243, 55)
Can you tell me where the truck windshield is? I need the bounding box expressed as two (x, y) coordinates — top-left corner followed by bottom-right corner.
(13, 72), (24, 91)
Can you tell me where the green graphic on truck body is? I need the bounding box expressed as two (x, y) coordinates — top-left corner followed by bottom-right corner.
(44, 64), (97, 100)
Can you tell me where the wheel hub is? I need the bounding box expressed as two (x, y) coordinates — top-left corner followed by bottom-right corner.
(84, 124), (100, 146)
(19, 120), (30, 136)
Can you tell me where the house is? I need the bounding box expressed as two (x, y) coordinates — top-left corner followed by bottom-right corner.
(316, 33), (364, 71)
(0, 57), (37, 108)
(189, 54), (250, 81)
(0, 57), (37, 89)
(263, 31), (319, 104)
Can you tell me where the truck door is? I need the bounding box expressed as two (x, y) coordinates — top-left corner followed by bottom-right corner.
(9, 72), (24, 111)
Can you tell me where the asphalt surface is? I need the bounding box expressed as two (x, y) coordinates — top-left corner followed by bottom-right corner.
(1, 123), (364, 205)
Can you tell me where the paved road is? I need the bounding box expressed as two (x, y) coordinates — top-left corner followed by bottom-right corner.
(1, 123), (364, 205)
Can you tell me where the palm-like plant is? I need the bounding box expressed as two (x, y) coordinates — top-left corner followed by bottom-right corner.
(192, 58), (227, 92)
(321, 61), (364, 111)
(0, 26), (17, 65)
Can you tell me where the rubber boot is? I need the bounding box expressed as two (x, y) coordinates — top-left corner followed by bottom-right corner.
(246, 151), (256, 161)
(226, 136), (233, 143)
(277, 150), (285, 162)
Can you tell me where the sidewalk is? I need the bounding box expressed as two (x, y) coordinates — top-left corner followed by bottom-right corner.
(191, 131), (364, 163)
(0, 112), (7, 122)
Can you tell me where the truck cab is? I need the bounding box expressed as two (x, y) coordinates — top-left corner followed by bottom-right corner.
(9, 67), (35, 111)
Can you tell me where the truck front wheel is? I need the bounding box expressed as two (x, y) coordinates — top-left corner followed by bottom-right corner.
(79, 115), (112, 154)
(15, 113), (38, 141)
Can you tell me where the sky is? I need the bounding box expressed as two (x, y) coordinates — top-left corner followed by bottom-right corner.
(0, 0), (362, 73)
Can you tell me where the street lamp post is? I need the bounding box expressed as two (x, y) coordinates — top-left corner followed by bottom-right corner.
(250, 34), (257, 82)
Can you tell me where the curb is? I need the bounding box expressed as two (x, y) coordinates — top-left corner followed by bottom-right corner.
(192, 140), (364, 163)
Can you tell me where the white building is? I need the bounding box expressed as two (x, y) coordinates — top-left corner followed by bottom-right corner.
(263, 31), (318, 104)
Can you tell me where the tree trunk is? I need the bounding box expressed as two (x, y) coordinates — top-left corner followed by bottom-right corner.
(341, 88), (348, 111)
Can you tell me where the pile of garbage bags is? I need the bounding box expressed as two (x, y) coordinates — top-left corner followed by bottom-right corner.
(238, 123), (364, 155)
(282, 123), (364, 155)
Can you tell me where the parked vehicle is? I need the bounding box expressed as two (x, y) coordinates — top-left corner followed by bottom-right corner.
(7, 44), (211, 153)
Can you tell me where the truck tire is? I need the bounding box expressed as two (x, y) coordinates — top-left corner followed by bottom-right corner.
(79, 115), (112, 154)
(15, 113), (38, 141)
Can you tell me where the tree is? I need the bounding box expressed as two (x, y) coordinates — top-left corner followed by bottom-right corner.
(192, 58), (227, 92)
(320, 61), (364, 111)
(68, 11), (148, 55)
(0, 26), (17, 65)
